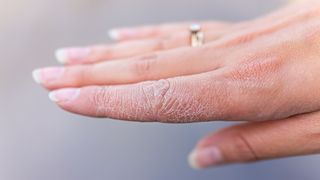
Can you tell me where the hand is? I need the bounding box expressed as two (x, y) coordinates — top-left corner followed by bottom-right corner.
(33, 0), (320, 168)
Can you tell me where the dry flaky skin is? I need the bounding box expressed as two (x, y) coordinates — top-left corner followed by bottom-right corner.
(34, 0), (320, 168)
(54, 1), (320, 123)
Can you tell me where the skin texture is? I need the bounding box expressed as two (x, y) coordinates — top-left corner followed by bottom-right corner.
(33, 0), (320, 169)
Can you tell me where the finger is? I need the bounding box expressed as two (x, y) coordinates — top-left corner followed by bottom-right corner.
(188, 111), (320, 169)
(46, 64), (293, 123)
(55, 29), (228, 65)
(55, 34), (189, 65)
(36, 47), (225, 90)
(46, 71), (244, 122)
(108, 21), (230, 41)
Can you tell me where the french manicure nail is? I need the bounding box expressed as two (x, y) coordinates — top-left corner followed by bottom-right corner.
(32, 69), (42, 84)
(49, 88), (80, 103)
(188, 147), (223, 169)
(55, 49), (68, 64)
(108, 29), (120, 40)
(55, 47), (91, 64)
(32, 67), (64, 84)
(108, 28), (139, 40)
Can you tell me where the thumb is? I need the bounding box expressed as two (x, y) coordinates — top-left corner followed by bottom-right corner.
(188, 111), (320, 169)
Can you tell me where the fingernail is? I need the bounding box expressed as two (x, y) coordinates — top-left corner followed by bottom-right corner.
(32, 69), (42, 84)
(108, 28), (138, 40)
(49, 88), (80, 103)
(32, 67), (64, 84)
(55, 47), (91, 64)
(188, 147), (223, 169)
(108, 29), (120, 40)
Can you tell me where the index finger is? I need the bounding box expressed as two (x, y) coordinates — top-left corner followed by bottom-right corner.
(47, 69), (287, 123)
(48, 71), (237, 122)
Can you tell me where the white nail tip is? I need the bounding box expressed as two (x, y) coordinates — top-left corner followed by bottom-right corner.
(55, 49), (68, 64)
(48, 92), (58, 102)
(32, 69), (42, 84)
(108, 29), (120, 40)
(188, 151), (202, 170)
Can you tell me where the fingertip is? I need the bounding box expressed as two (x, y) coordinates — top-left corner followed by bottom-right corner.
(188, 150), (203, 170)
(108, 28), (139, 41)
(32, 69), (43, 84)
(55, 47), (92, 64)
(188, 146), (223, 169)
(48, 88), (80, 103)
(108, 29), (120, 40)
(55, 49), (68, 64)
(48, 91), (58, 102)
(32, 67), (65, 88)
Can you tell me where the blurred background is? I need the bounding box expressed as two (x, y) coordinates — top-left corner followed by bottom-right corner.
(1, 0), (320, 179)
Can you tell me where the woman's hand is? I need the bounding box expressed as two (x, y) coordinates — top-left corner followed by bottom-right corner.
(32, 0), (320, 168)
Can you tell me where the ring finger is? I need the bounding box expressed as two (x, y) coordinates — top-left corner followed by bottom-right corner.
(56, 25), (231, 65)
(108, 21), (231, 41)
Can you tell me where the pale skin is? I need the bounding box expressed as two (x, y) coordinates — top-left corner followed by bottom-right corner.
(32, 0), (320, 169)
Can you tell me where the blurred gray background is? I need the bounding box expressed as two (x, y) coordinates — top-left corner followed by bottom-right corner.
(1, 0), (319, 179)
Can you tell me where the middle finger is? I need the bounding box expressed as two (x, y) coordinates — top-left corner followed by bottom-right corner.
(34, 45), (226, 90)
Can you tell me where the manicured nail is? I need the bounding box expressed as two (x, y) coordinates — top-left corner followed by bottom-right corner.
(49, 88), (80, 103)
(32, 67), (64, 84)
(188, 147), (223, 169)
(55, 47), (91, 64)
(32, 69), (42, 84)
(108, 29), (120, 40)
(108, 28), (138, 40)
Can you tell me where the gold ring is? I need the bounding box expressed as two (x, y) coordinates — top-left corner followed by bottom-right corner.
(190, 24), (204, 47)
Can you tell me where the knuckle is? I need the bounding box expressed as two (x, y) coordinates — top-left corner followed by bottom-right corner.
(141, 78), (214, 123)
(154, 37), (172, 50)
(131, 54), (158, 79)
(93, 45), (114, 59)
(78, 66), (95, 85)
(140, 79), (173, 122)
(140, 79), (197, 123)
(145, 25), (164, 37)
(236, 132), (259, 162)
(226, 55), (283, 83)
(222, 55), (285, 120)
(90, 87), (110, 117)
(221, 127), (259, 162)
(102, 47), (114, 59)
(65, 66), (90, 86)
(155, 24), (167, 35)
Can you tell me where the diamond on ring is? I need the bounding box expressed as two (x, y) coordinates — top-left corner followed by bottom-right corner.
(190, 24), (204, 47)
